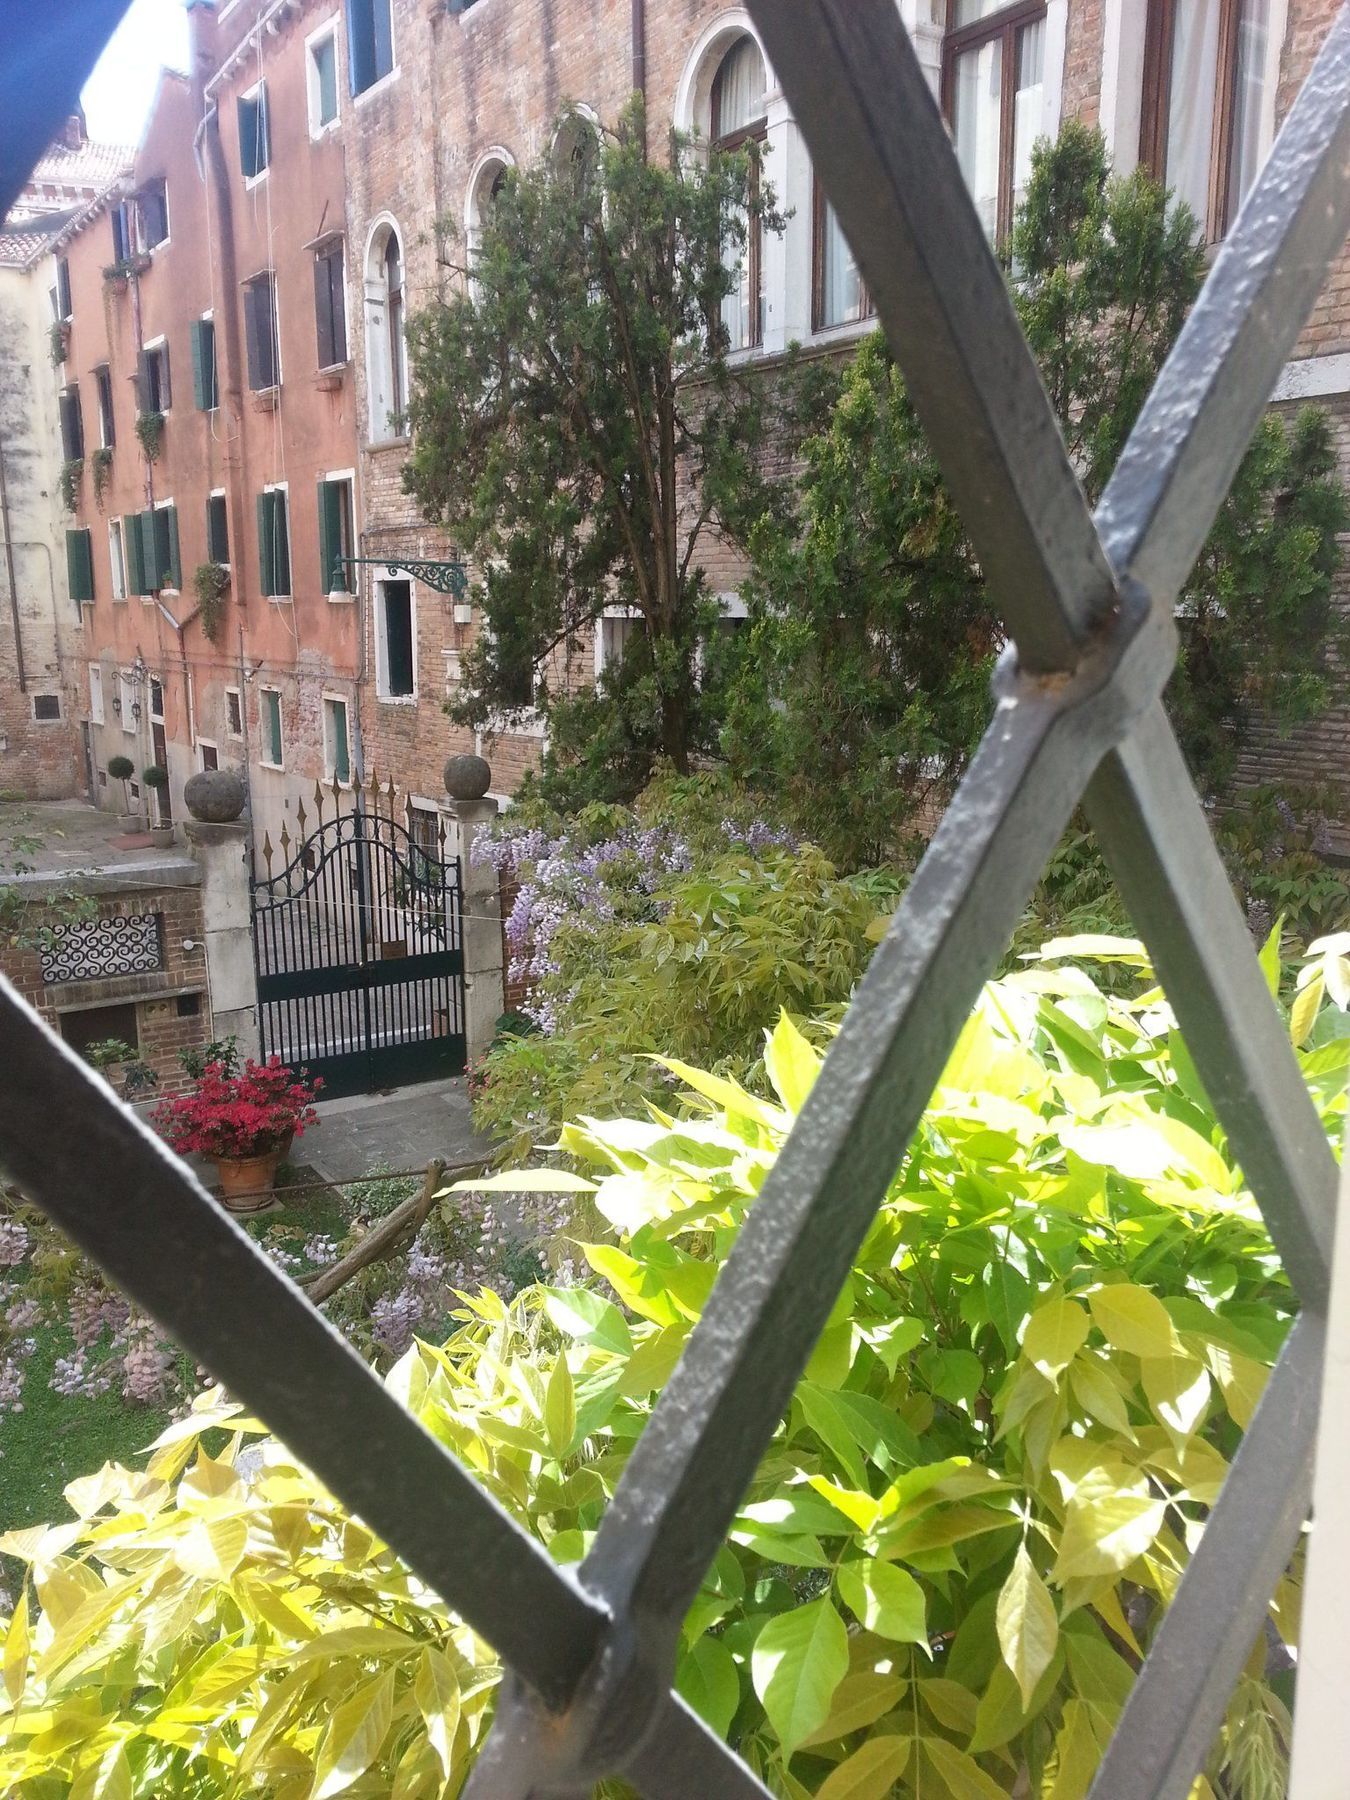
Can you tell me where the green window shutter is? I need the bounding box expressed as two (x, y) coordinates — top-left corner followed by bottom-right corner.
(66, 528), (93, 604)
(273, 491), (290, 595)
(190, 320), (216, 410)
(317, 480), (343, 592)
(140, 510), (160, 590)
(163, 506), (181, 589)
(124, 513), (145, 595)
(257, 491), (274, 596)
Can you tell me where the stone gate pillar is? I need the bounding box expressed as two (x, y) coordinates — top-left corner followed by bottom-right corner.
(444, 755), (505, 1063)
(182, 770), (260, 1060)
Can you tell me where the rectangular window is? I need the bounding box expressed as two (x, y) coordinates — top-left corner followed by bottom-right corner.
(323, 696), (351, 783)
(138, 177), (169, 249)
(32, 694), (61, 722)
(317, 476), (354, 594)
(238, 85), (270, 180)
(309, 29), (340, 132)
(89, 663), (105, 724)
(377, 579), (415, 698)
(95, 365), (115, 448)
(348, 0), (394, 95)
(944, 1), (1047, 242)
(257, 487), (292, 597)
(136, 342), (171, 413)
(111, 200), (134, 265)
(109, 518), (128, 601)
(199, 740), (219, 771)
(243, 273), (280, 390)
(153, 503), (181, 591)
(59, 386), (84, 462)
(813, 183), (872, 330)
(260, 687), (284, 767)
(66, 527), (95, 606)
(1141, 0), (1271, 241)
(133, 510), (159, 592)
(191, 317), (218, 410)
(207, 492), (230, 565)
(119, 672), (137, 734)
(314, 239), (347, 369)
(55, 257), (72, 321)
(224, 687), (243, 739)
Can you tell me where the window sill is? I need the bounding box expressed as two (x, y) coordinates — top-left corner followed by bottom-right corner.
(309, 119), (341, 142)
(267, 594), (294, 605)
(244, 171), (270, 192)
(259, 760), (285, 773)
(314, 365), (347, 392)
(352, 67), (401, 107)
(251, 386), (280, 413)
(376, 692), (418, 706)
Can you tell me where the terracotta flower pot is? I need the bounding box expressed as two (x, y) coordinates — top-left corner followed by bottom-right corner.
(213, 1148), (281, 1213)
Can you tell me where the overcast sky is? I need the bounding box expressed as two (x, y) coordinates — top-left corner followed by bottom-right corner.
(81, 0), (190, 146)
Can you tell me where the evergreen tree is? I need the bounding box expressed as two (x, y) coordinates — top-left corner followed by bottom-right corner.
(729, 125), (1348, 867)
(404, 98), (787, 799)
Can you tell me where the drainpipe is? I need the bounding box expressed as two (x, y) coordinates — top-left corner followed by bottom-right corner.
(631, 0), (646, 101)
(0, 424), (25, 691)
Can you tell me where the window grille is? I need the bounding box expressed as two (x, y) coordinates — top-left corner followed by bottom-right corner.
(1, 5), (1348, 1797)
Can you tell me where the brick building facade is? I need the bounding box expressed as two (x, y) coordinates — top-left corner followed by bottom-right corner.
(7, 0), (1350, 850)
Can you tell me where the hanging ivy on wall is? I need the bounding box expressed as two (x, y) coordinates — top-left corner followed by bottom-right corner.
(193, 562), (230, 643)
(58, 458), (83, 513)
(90, 446), (113, 511)
(135, 411), (164, 464)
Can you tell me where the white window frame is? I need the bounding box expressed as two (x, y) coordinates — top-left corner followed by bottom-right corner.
(324, 468), (357, 600)
(306, 17), (342, 138)
(374, 571), (418, 703)
(351, 0), (400, 108)
(119, 671), (137, 735)
(322, 691), (353, 784)
(108, 518), (127, 602)
(153, 497), (179, 594)
(208, 486), (230, 568)
(362, 215), (409, 444)
(95, 364), (115, 449)
(464, 147), (515, 292)
(263, 480), (292, 601)
(88, 662), (105, 725)
(259, 685), (284, 769)
(223, 685), (244, 740)
(197, 737), (220, 771)
(142, 333), (171, 413)
(136, 176), (171, 255)
(240, 79), (270, 190)
(594, 605), (643, 678)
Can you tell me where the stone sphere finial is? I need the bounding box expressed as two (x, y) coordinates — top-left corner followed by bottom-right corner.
(444, 753), (492, 803)
(184, 767), (247, 823)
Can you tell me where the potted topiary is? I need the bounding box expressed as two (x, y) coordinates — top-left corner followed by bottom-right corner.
(153, 1056), (322, 1212)
(106, 753), (136, 817)
(142, 765), (173, 845)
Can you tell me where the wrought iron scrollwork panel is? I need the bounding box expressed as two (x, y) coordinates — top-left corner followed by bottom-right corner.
(39, 912), (164, 985)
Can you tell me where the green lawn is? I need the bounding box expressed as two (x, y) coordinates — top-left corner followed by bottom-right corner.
(0, 1169), (363, 1533)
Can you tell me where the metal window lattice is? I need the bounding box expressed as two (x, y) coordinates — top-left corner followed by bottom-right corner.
(1, 4), (1349, 1795)
(38, 912), (164, 985)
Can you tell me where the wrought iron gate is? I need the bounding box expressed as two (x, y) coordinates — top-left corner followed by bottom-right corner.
(2, 4), (1350, 1797)
(250, 778), (466, 1098)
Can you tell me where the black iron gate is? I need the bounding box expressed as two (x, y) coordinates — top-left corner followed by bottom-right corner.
(250, 778), (466, 1098)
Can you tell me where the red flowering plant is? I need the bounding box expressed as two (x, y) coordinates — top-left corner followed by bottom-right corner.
(153, 1056), (322, 1161)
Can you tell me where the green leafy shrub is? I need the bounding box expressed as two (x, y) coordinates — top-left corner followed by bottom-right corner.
(4, 937), (1341, 1796)
(135, 410), (164, 464)
(57, 459), (82, 514)
(91, 446), (113, 511)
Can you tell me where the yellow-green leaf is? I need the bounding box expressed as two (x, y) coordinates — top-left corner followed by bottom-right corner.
(1069, 1357), (1134, 1436)
(675, 1635), (740, 1737)
(836, 1560), (927, 1646)
(174, 1514), (247, 1580)
(1141, 1354), (1211, 1444)
(750, 1596), (849, 1760)
(816, 1735), (911, 1799)
(1053, 1472), (1167, 1581)
(920, 1733), (1006, 1799)
(1048, 1697), (1107, 1800)
(68, 1742), (133, 1800)
(996, 1546), (1059, 1707)
(413, 1647), (461, 1780)
(544, 1355), (576, 1458)
(1291, 972), (1324, 1047)
(763, 1012), (821, 1113)
(1022, 1297), (1090, 1381)
(1088, 1283), (1177, 1359)
(798, 1671), (906, 1748)
(3, 1588), (29, 1704)
(311, 1669), (395, 1798)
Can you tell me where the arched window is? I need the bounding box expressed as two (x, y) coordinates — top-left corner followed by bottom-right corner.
(466, 152), (514, 272)
(364, 219), (408, 442)
(710, 35), (766, 350)
(552, 110), (599, 193)
(384, 231), (404, 422)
